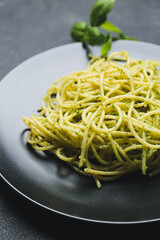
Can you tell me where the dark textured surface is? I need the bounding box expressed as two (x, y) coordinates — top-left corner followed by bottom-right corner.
(1, 0), (160, 239)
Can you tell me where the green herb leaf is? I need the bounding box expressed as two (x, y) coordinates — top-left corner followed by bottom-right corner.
(70, 21), (88, 42)
(101, 21), (137, 40)
(70, 0), (137, 57)
(101, 34), (112, 56)
(86, 26), (105, 46)
(119, 33), (137, 41)
(101, 21), (123, 34)
(90, 0), (116, 27)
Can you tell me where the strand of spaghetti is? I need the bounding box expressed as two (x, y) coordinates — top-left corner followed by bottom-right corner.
(79, 105), (102, 167)
(105, 84), (121, 98)
(84, 167), (133, 176)
(86, 110), (106, 166)
(80, 109), (106, 168)
(100, 70), (105, 97)
(124, 115), (160, 136)
(102, 124), (131, 167)
(124, 144), (143, 153)
(114, 141), (135, 166)
(74, 78), (81, 102)
(102, 94), (160, 108)
(56, 147), (77, 162)
(91, 103), (123, 133)
(139, 110), (160, 120)
(82, 103), (100, 125)
(128, 102), (160, 149)
(142, 131), (147, 175)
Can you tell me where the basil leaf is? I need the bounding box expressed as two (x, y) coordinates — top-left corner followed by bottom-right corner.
(101, 35), (112, 56)
(90, 0), (116, 27)
(101, 22), (137, 41)
(120, 33), (137, 41)
(70, 21), (88, 42)
(101, 21), (123, 34)
(86, 26), (105, 46)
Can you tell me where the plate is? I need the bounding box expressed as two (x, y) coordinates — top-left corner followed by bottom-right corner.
(1, 40), (160, 224)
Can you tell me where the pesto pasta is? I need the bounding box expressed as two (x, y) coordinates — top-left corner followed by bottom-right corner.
(23, 51), (160, 188)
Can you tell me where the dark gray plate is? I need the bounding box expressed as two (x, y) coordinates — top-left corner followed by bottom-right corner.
(1, 41), (160, 224)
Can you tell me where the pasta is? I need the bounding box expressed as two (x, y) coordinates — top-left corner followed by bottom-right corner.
(23, 50), (160, 189)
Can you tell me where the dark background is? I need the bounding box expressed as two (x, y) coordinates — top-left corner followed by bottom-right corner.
(1, 0), (160, 239)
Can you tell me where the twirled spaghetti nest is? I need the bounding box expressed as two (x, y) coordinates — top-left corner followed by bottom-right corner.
(23, 51), (160, 188)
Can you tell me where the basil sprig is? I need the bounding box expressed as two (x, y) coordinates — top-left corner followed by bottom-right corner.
(70, 0), (137, 57)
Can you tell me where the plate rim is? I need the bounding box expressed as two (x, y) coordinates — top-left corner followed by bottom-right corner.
(1, 40), (160, 224)
(2, 174), (160, 225)
(0, 39), (160, 85)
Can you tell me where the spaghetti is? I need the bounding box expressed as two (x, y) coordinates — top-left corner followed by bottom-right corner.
(23, 50), (160, 188)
